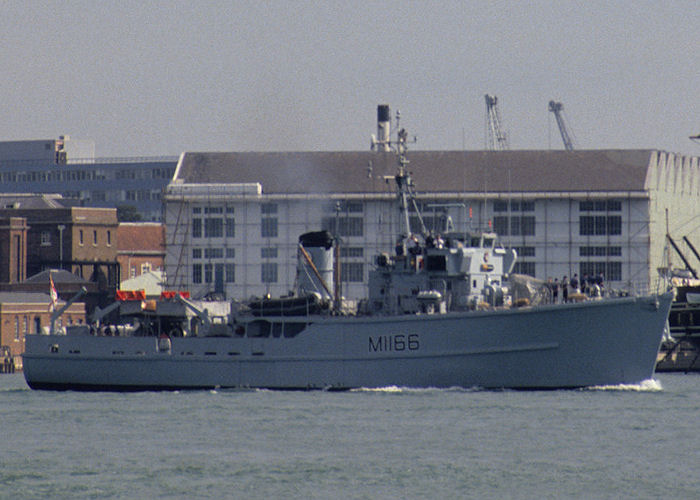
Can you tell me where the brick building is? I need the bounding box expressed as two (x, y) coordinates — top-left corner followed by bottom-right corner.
(0, 216), (28, 284)
(0, 291), (85, 370)
(117, 222), (165, 281)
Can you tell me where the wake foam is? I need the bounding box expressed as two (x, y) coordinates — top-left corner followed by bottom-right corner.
(585, 378), (663, 392)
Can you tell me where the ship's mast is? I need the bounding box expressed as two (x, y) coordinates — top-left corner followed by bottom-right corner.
(372, 106), (425, 240)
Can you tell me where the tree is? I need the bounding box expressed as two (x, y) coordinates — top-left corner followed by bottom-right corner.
(116, 205), (143, 222)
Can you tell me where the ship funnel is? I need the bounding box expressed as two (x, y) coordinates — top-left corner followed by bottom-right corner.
(297, 231), (335, 300)
(372, 104), (391, 151)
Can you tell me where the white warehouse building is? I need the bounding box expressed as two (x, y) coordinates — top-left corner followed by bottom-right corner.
(163, 149), (700, 301)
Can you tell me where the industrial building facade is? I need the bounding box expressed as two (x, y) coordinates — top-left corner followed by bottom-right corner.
(0, 138), (177, 222)
(163, 149), (699, 301)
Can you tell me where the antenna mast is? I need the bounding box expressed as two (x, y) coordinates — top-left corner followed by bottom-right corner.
(371, 105), (425, 238)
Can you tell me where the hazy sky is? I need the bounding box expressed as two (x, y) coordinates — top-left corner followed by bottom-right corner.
(1, 1), (697, 158)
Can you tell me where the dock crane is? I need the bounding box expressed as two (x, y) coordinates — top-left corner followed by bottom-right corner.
(485, 94), (509, 150)
(548, 100), (575, 150)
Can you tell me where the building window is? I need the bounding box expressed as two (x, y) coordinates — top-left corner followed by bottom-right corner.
(340, 247), (364, 258)
(341, 262), (364, 282)
(261, 247), (278, 258)
(192, 219), (202, 238)
(513, 262), (536, 277)
(205, 218), (223, 238)
(607, 216), (622, 235)
(226, 248), (235, 259)
(327, 200), (364, 213)
(322, 217), (363, 237)
(141, 263), (151, 274)
(261, 262), (278, 283)
(15, 317), (20, 340)
(579, 216), (622, 236)
(204, 263), (213, 283)
(41, 231), (51, 246)
(494, 216), (535, 236)
(93, 230), (98, 246)
(261, 217), (278, 238)
(261, 203), (278, 215)
(493, 216), (508, 235)
(215, 263), (224, 289)
(225, 263), (235, 283)
(494, 200), (509, 212)
(226, 218), (235, 238)
(107, 230), (112, 246)
(580, 200), (622, 212)
(34, 316), (41, 334)
(204, 248), (224, 259)
(580, 262), (621, 282)
(410, 213), (451, 233)
(511, 246), (535, 257)
(192, 264), (202, 283)
(192, 248), (202, 259)
(607, 262), (622, 281)
(79, 229), (84, 245)
(494, 200), (535, 212)
(580, 246), (622, 257)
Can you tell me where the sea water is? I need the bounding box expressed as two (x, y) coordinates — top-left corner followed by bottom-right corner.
(1, 373), (698, 499)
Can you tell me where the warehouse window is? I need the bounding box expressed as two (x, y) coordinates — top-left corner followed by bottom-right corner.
(341, 262), (364, 282)
(261, 203), (278, 215)
(261, 262), (278, 283)
(579, 262), (621, 281)
(225, 263), (235, 283)
(579, 216), (622, 236)
(261, 247), (278, 258)
(513, 262), (536, 277)
(192, 219), (202, 238)
(226, 218), (235, 238)
(322, 217), (363, 237)
(204, 248), (223, 259)
(204, 218), (223, 238)
(261, 217), (278, 238)
(192, 264), (202, 284)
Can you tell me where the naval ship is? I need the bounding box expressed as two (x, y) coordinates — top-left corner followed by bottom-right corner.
(22, 108), (673, 391)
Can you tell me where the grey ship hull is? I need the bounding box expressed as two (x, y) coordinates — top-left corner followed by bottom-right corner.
(23, 293), (673, 391)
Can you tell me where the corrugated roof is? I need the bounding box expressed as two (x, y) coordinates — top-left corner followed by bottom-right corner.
(175, 150), (655, 194)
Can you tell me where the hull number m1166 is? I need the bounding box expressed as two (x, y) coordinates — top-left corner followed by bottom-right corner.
(369, 334), (420, 352)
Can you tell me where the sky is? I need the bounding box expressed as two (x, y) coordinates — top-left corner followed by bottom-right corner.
(0, 1), (698, 158)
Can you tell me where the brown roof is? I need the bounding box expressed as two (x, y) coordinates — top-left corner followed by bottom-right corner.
(117, 223), (165, 252)
(175, 149), (655, 194)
